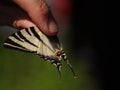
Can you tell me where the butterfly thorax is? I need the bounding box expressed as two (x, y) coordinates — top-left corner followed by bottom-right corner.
(54, 48), (67, 60)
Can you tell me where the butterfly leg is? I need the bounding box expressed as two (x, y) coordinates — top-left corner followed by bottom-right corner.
(39, 55), (62, 78)
(50, 59), (62, 78)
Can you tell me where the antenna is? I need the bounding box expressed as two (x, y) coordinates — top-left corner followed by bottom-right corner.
(66, 60), (76, 79)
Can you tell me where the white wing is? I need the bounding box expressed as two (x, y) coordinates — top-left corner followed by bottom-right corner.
(3, 26), (61, 56)
(32, 26), (61, 52)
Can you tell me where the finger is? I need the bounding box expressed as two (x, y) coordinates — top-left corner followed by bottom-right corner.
(0, 2), (34, 28)
(13, 0), (59, 36)
(13, 18), (36, 29)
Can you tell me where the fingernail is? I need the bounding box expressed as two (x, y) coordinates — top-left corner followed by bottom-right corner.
(49, 21), (58, 33)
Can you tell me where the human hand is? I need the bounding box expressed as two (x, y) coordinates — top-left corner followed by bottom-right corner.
(0, 0), (58, 36)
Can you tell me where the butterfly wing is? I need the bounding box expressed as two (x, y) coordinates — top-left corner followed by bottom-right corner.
(4, 28), (38, 53)
(3, 26), (60, 56)
(29, 26), (61, 52)
(3, 26), (76, 78)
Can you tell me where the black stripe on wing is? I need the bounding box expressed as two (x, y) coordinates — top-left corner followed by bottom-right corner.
(4, 38), (36, 53)
(25, 28), (32, 36)
(30, 27), (41, 41)
(12, 33), (23, 42)
(4, 38), (25, 49)
(30, 27), (55, 52)
(17, 31), (38, 48)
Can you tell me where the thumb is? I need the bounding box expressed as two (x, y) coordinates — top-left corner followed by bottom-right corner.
(13, 18), (36, 29)
(13, 0), (58, 36)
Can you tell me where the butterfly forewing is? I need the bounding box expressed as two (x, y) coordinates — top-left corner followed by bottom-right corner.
(3, 26), (60, 56)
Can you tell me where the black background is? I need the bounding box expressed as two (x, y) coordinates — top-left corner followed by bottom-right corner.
(71, 0), (119, 90)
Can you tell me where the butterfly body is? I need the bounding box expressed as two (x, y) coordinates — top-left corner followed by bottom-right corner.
(3, 26), (75, 78)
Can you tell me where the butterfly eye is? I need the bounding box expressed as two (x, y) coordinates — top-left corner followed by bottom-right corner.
(57, 52), (61, 56)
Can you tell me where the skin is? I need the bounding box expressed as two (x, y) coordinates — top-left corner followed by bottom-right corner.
(0, 0), (58, 36)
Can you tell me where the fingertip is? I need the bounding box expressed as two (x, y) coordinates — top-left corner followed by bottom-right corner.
(36, 19), (59, 36)
(49, 20), (58, 34)
(13, 19), (36, 29)
(42, 28), (58, 36)
(13, 18), (58, 36)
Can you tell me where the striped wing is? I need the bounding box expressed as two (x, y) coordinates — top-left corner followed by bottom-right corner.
(3, 26), (61, 56)
(3, 26), (76, 78)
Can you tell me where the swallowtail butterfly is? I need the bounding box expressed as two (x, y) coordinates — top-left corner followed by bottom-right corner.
(3, 26), (76, 78)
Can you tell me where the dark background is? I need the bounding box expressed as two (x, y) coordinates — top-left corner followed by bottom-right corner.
(71, 0), (105, 89)
(71, 0), (119, 90)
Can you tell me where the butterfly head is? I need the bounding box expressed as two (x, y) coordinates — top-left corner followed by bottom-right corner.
(55, 48), (67, 60)
(55, 48), (76, 78)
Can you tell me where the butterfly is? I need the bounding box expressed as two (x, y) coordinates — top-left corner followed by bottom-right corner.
(3, 26), (76, 78)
